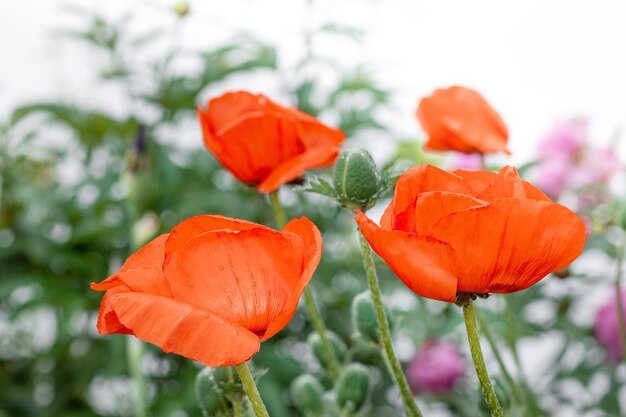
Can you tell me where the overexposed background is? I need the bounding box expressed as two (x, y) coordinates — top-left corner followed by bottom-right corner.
(2, 0), (626, 164)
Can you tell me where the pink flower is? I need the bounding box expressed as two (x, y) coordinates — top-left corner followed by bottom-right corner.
(449, 152), (482, 170)
(407, 339), (464, 394)
(537, 118), (587, 158)
(532, 118), (620, 199)
(594, 290), (626, 362)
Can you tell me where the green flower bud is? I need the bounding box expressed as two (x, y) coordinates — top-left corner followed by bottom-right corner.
(290, 374), (325, 414)
(336, 364), (370, 412)
(333, 150), (381, 210)
(195, 367), (230, 417)
(308, 331), (346, 369)
(351, 291), (393, 344)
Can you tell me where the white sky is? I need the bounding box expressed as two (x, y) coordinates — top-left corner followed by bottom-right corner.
(2, 0), (626, 163)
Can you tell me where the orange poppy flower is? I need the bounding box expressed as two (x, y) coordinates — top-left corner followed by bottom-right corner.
(197, 91), (345, 193)
(91, 215), (322, 366)
(417, 86), (510, 155)
(356, 165), (585, 303)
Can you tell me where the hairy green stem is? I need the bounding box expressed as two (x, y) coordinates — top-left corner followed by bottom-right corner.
(462, 299), (504, 417)
(235, 362), (270, 417)
(268, 190), (341, 378)
(357, 231), (423, 417)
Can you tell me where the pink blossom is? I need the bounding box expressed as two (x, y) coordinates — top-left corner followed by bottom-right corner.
(594, 290), (626, 362)
(406, 339), (464, 394)
(449, 152), (482, 170)
(532, 118), (620, 199)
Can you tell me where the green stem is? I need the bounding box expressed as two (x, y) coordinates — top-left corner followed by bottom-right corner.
(475, 310), (525, 410)
(235, 362), (270, 417)
(462, 299), (504, 417)
(267, 190), (341, 379)
(269, 191), (287, 229)
(127, 337), (148, 417)
(357, 231), (423, 417)
(614, 243), (626, 360)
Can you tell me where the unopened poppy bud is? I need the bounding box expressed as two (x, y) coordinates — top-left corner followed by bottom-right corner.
(308, 331), (346, 369)
(333, 150), (381, 210)
(351, 291), (393, 344)
(172, 1), (190, 17)
(336, 363), (370, 412)
(290, 374), (325, 414)
(195, 367), (230, 416)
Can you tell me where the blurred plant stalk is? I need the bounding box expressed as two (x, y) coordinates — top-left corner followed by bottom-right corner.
(269, 191), (341, 379)
(357, 231), (423, 417)
(123, 129), (151, 417)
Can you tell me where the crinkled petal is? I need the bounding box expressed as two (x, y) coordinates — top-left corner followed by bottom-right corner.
(165, 228), (304, 334)
(356, 211), (458, 302)
(203, 91), (267, 134)
(91, 234), (172, 297)
(257, 145), (340, 193)
(418, 86), (509, 155)
(413, 191), (488, 235)
(264, 217), (322, 339)
(431, 199), (585, 295)
(101, 291), (260, 367)
(207, 111), (305, 185)
(163, 215), (271, 271)
(386, 165), (473, 231)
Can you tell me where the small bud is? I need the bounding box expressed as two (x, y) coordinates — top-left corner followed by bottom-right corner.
(351, 291), (393, 344)
(308, 331), (346, 369)
(195, 367), (231, 417)
(290, 374), (325, 414)
(333, 150), (380, 210)
(336, 364), (370, 412)
(172, 1), (190, 17)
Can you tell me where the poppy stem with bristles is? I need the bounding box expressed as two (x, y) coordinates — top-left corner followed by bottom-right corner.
(235, 362), (270, 417)
(357, 230), (424, 417)
(268, 190), (341, 379)
(461, 298), (504, 417)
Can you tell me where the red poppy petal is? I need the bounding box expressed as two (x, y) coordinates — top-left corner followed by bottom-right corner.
(418, 86), (509, 155)
(204, 91), (266, 133)
(297, 117), (345, 147)
(431, 199), (585, 295)
(450, 169), (499, 196)
(476, 166), (527, 201)
(264, 217), (322, 339)
(163, 215), (272, 271)
(356, 211), (457, 303)
(103, 291), (261, 367)
(257, 145), (340, 193)
(91, 234), (172, 297)
(387, 165), (472, 230)
(165, 228), (304, 334)
(214, 112), (305, 185)
(413, 191), (488, 235)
